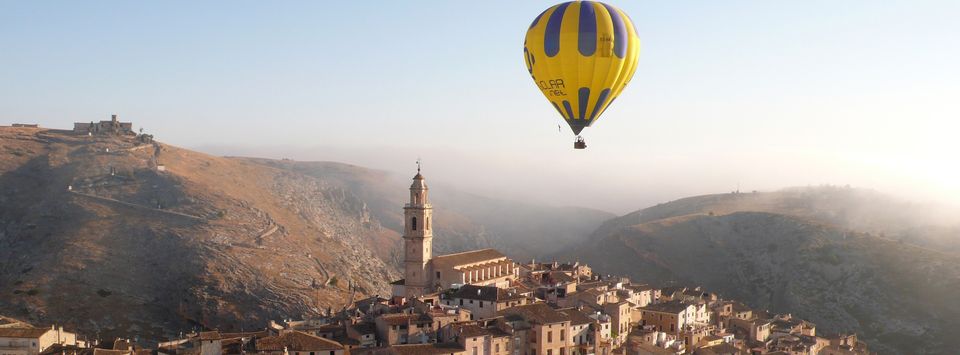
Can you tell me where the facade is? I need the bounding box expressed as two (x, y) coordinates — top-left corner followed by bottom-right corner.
(0, 326), (77, 355)
(374, 313), (434, 345)
(392, 171), (519, 299)
(639, 301), (696, 334)
(441, 285), (528, 320)
(440, 320), (513, 355)
(498, 303), (574, 355)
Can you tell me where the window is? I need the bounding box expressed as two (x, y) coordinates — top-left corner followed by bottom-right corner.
(426, 217), (430, 229)
(548, 331), (553, 343)
(460, 299), (464, 306)
(560, 329), (565, 340)
(547, 350), (553, 355)
(437, 271), (441, 279)
(479, 301), (483, 308)
(411, 217), (417, 231)
(495, 344), (500, 352)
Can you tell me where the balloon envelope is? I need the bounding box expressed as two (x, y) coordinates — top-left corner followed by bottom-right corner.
(524, 1), (640, 135)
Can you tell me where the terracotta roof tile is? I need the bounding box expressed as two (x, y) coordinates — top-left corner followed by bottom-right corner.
(0, 328), (50, 338)
(449, 285), (525, 303)
(432, 249), (506, 269)
(498, 303), (569, 325)
(255, 331), (343, 351)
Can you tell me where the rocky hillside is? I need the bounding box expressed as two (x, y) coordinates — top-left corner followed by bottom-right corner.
(242, 158), (614, 260)
(595, 187), (959, 252)
(558, 189), (960, 354)
(0, 127), (610, 343)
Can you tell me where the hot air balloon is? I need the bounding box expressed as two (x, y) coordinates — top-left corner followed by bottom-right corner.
(524, 1), (640, 149)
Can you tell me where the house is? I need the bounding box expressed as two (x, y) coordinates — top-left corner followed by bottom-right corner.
(498, 303), (574, 355)
(556, 308), (594, 348)
(0, 326), (77, 355)
(440, 319), (513, 355)
(374, 312), (442, 345)
(346, 322), (377, 348)
(441, 285), (528, 320)
(638, 301), (697, 334)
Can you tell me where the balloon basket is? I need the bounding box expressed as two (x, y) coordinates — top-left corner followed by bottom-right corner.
(574, 136), (587, 149)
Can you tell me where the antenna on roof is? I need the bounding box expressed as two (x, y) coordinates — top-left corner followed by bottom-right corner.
(416, 157), (422, 173)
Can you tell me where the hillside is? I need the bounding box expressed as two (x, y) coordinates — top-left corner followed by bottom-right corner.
(241, 158), (614, 260)
(596, 187), (960, 252)
(0, 127), (611, 343)
(558, 190), (960, 354)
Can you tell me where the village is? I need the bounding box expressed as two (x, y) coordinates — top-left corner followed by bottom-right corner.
(0, 166), (871, 355)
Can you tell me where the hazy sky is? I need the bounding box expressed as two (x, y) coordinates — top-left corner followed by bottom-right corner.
(2, 1), (959, 213)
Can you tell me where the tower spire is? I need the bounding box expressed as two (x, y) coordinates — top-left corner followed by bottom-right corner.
(401, 163), (432, 298)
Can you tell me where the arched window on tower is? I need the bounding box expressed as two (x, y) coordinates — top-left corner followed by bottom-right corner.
(411, 217), (418, 231)
(426, 217), (430, 230)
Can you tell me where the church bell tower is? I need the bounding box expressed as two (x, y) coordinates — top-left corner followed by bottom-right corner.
(402, 163), (433, 297)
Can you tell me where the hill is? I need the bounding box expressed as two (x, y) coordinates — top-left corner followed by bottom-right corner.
(241, 158), (614, 260)
(557, 189), (960, 354)
(0, 127), (611, 342)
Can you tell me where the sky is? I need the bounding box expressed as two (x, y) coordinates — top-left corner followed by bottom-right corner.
(2, 1), (959, 214)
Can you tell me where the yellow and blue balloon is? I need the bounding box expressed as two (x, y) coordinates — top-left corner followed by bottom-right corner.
(524, 1), (640, 142)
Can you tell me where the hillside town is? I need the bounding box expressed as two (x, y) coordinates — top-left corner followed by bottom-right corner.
(0, 170), (871, 355)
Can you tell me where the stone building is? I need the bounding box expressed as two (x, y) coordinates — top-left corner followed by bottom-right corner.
(73, 115), (134, 136)
(498, 303), (573, 355)
(441, 285), (529, 320)
(0, 326), (77, 355)
(391, 169), (519, 299)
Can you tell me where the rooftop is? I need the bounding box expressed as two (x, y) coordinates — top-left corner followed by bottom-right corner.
(432, 249), (507, 269)
(640, 300), (692, 314)
(449, 285), (525, 302)
(556, 308), (596, 326)
(256, 331), (343, 351)
(0, 327), (50, 338)
(498, 303), (569, 325)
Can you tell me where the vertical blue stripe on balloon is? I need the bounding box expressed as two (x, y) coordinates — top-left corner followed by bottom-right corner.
(552, 102), (565, 119)
(530, 8), (548, 29)
(563, 100), (575, 120)
(589, 88), (611, 119)
(544, 2), (572, 57)
(601, 3), (627, 58)
(524, 47), (533, 74)
(578, 88), (590, 119)
(578, 2), (597, 56)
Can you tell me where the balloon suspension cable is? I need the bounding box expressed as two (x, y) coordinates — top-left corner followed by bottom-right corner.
(574, 135), (587, 150)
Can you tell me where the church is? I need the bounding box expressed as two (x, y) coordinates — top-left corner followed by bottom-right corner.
(391, 169), (519, 299)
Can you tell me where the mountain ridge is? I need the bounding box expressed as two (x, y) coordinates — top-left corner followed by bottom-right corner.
(556, 189), (960, 354)
(0, 127), (611, 342)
